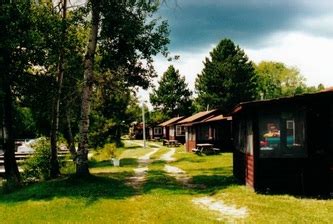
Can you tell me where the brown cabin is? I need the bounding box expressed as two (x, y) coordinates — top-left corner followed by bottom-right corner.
(177, 110), (231, 152)
(232, 90), (333, 195)
(159, 116), (186, 143)
(148, 125), (163, 140)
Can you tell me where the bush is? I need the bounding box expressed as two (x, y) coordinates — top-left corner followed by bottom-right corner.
(22, 137), (51, 181)
(90, 143), (117, 162)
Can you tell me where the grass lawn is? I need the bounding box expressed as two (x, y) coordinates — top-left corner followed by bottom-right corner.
(0, 140), (332, 223)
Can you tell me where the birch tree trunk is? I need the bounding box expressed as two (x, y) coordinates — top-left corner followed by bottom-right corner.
(76, 0), (99, 175)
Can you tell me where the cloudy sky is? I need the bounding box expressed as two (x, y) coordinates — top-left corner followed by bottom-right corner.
(140, 0), (333, 102)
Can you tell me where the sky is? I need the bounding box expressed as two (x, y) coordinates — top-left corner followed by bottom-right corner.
(140, 0), (333, 103)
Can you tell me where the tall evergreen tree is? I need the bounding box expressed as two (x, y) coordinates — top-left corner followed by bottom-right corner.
(150, 65), (193, 118)
(195, 38), (258, 113)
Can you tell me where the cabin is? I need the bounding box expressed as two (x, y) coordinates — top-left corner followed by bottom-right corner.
(197, 115), (233, 152)
(177, 109), (231, 152)
(159, 116), (186, 143)
(129, 122), (149, 140)
(232, 90), (333, 195)
(148, 125), (163, 141)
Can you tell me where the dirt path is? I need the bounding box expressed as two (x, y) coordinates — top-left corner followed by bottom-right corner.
(159, 148), (202, 188)
(192, 197), (248, 221)
(125, 146), (159, 189)
(159, 148), (176, 162)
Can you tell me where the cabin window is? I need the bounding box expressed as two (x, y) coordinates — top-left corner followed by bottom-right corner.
(259, 111), (306, 158)
(153, 127), (162, 135)
(235, 119), (247, 153)
(176, 125), (186, 136)
(246, 120), (253, 155)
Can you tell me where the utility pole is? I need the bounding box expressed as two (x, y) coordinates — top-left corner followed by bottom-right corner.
(142, 102), (146, 149)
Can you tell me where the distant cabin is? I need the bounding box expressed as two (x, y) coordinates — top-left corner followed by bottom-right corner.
(177, 109), (232, 152)
(232, 90), (333, 195)
(148, 125), (163, 140)
(159, 116), (187, 143)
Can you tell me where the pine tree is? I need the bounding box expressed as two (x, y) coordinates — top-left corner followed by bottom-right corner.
(150, 65), (193, 118)
(195, 38), (258, 113)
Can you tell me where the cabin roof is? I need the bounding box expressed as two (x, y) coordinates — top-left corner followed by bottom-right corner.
(204, 115), (232, 122)
(159, 116), (185, 127)
(177, 109), (219, 125)
(232, 88), (333, 114)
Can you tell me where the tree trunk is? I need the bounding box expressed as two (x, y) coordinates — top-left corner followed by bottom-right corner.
(50, 0), (67, 178)
(1, 57), (20, 186)
(76, 0), (100, 176)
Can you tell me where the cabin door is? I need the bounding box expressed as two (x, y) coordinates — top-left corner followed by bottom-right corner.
(306, 106), (331, 194)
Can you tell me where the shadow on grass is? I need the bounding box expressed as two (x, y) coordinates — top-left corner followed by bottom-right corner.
(142, 168), (238, 196)
(0, 160), (238, 204)
(0, 174), (137, 205)
(172, 157), (204, 164)
(123, 145), (142, 150)
(89, 158), (138, 168)
(142, 170), (191, 195)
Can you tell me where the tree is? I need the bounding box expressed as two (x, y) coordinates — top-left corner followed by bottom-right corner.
(0, 0), (35, 186)
(150, 65), (193, 118)
(195, 38), (258, 114)
(76, 0), (169, 175)
(255, 61), (324, 99)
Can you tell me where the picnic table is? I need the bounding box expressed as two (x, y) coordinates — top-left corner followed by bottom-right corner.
(163, 139), (181, 147)
(193, 143), (220, 154)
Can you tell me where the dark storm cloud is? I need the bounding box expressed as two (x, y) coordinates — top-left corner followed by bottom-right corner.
(158, 0), (333, 50)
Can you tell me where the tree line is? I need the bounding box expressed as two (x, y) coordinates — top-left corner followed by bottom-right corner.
(150, 38), (324, 119)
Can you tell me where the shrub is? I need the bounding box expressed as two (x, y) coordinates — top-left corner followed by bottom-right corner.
(22, 137), (51, 181)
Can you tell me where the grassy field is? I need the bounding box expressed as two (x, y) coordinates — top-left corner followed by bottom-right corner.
(0, 140), (332, 223)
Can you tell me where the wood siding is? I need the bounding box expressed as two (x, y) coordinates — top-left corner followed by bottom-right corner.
(245, 154), (254, 187)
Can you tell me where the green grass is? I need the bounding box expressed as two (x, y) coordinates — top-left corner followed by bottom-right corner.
(0, 140), (332, 223)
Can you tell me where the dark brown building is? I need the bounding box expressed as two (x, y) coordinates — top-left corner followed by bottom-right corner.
(232, 90), (333, 195)
(159, 116), (186, 143)
(177, 110), (232, 152)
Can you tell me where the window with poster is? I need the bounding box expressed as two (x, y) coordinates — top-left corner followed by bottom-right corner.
(259, 110), (306, 158)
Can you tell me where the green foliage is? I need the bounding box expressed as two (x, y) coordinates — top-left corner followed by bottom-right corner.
(146, 110), (168, 126)
(13, 106), (37, 139)
(91, 143), (118, 162)
(89, 73), (133, 147)
(98, 0), (170, 89)
(195, 39), (258, 113)
(150, 65), (194, 118)
(22, 138), (51, 181)
(254, 61), (319, 99)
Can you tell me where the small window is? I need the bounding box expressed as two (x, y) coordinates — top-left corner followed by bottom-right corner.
(176, 125), (185, 136)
